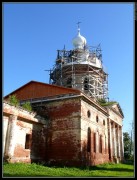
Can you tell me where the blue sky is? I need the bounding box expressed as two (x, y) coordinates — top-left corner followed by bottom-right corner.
(3, 2), (134, 133)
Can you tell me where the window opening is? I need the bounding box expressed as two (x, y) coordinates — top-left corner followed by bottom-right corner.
(25, 134), (31, 149)
(87, 127), (91, 152)
(94, 132), (96, 152)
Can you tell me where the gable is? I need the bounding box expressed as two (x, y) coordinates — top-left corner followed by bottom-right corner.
(112, 104), (120, 112)
(4, 81), (81, 101)
(111, 103), (124, 118)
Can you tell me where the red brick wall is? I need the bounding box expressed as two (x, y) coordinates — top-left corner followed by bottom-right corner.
(80, 100), (110, 166)
(37, 97), (82, 166)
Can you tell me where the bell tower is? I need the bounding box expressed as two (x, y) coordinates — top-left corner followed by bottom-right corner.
(50, 23), (108, 101)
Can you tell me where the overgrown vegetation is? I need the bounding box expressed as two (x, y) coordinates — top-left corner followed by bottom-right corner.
(97, 98), (117, 106)
(3, 162), (134, 177)
(8, 95), (32, 112)
(22, 101), (32, 112)
(9, 95), (19, 107)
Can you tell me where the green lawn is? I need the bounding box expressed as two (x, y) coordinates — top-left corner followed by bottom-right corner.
(3, 162), (134, 177)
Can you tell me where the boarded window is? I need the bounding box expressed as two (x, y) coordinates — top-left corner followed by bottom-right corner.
(87, 127), (91, 152)
(25, 134), (31, 149)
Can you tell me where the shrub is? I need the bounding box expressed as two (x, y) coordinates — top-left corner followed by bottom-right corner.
(22, 101), (32, 112)
(8, 95), (19, 106)
(97, 98), (117, 106)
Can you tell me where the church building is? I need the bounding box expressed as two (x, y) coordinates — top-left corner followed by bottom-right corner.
(3, 24), (124, 166)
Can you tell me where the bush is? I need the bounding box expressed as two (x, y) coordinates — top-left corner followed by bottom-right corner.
(8, 95), (19, 106)
(22, 101), (32, 112)
(8, 95), (32, 112)
(97, 98), (116, 106)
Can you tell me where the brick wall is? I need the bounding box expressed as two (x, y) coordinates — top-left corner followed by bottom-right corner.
(3, 101), (46, 163)
(80, 99), (109, 166)
(3, 96), (123, 166)
(34, 97), (82, 166)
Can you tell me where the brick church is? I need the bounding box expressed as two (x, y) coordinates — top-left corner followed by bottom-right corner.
(3, 24), (124, 166)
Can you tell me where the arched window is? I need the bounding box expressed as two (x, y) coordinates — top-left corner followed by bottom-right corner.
(96, 115), (99, 123)
(99, 135), (102, 153)
(84, 77), (89, 90)
(105, 135), (107, 154)
(87, 110), (91, 118)
(87, 127), (91, 152)
(93, 132), (96, 153)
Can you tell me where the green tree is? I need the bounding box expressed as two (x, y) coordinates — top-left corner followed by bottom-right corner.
(123, 132), (133, 160)
(22, 101), (32, 112)
(8, 94), (19, 106)
(130, 121), (134, 160)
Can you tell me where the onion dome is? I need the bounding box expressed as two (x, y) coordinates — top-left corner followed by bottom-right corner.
(72, 27), (87, 49)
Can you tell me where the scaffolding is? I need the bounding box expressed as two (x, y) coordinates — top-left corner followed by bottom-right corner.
(50, 44), (108, 101)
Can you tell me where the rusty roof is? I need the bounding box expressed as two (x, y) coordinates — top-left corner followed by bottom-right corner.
(4, 80), (81, 100)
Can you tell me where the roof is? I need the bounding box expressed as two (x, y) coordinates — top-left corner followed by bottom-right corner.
(107, 102), (124, 118)
(4, 80), (109, 116)
(4, 80), (81, 101)
(4, 80), (123, 118)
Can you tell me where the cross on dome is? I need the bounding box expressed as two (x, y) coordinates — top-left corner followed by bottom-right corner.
(72, 22), (87, 49)
(77, 21), (81, 35)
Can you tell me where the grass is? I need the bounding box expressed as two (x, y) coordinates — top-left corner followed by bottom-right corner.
(3, 162), (134, 177)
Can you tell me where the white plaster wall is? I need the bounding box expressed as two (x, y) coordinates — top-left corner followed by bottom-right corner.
(3, 116), (9, 155)
(15, 126), (29, 148)
(108, 109), (123, 126)
(3, 101), (46, 162)
(7, 115), (17, 157)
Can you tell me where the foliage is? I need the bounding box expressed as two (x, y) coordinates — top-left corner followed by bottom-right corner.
(97, 98), (117, 106)
(3, 162), (134, 177)
(123, 132), (133, 160)
(8, 95), (19, 107)
(22, 101), (32, 112)
(8, 95), (32, 112)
